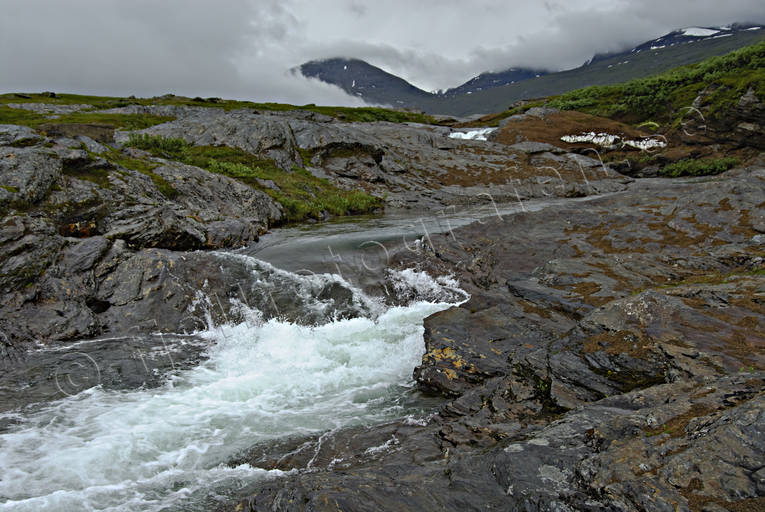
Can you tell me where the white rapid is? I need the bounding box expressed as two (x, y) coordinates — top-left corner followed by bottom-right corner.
(0, 259), (467, 512)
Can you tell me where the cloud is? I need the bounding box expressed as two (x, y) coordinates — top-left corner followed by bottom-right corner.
(298, 0), (764, 90)
(1, 0), (762, 103)
(0, 0), (364, 105)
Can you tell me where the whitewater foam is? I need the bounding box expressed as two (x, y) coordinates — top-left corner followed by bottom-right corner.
(448, 128), (496, 141)
(0, 262), (466, 511)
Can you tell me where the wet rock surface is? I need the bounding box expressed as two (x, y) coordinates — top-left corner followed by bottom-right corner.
(0, 105), (625, 356)
(0, 334), (210, 415)
(233, 167), (765, 511)
(1, 103), (764, 511)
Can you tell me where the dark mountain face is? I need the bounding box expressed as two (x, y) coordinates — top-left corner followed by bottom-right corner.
(442, 68), (550, 97)
(298, 58), (433, 109)
(299, 23), (764, 116)
(298, 58), (550, 107)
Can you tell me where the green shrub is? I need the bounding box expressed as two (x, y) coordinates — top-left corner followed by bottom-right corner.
(548, 40), (765, 124)
(659, 157), (739, 177)
(127, 133), (190, 154)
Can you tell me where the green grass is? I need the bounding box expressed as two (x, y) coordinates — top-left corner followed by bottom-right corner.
(54, 112), (175, 131)
(0, 92), (441, 125)
(62, 163), (113, 189)
(126, 133), (382, 222)
(547, 40), (765, 126)
(9, 138), (40, 148)
(0, 104), (174, 133)
(0, 105), (46, 126)
(659, 157), (740, 177)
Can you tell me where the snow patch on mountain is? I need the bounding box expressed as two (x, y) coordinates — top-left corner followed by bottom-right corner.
(682, 27), (721, 37)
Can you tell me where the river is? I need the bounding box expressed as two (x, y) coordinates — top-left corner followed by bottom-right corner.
(0, 195), (606, 511)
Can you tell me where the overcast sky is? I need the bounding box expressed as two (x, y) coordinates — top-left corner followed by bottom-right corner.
(1, 0), (762, 105)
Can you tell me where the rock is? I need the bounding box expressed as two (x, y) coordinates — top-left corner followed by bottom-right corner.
(117, 108), (304, 171)
(496, 107), (560, 129)
(0, 101), (763, 511)
(498, 114), (526, 127)
(103, 204), (207, 250)
(731, 87), (765, 149)
(0, 215), (63, 293)
(89, 248), (373, 336)
(235, 373), (764, 512)
(146, 161), (283, 236)
(0, 126), (289, 351)
(0, 124), (43, 146)
(507, 141), (565, 154)
(0, 146), (61, 206)
(39, 123), (116, 143)
(685, 86), (765, 149)
(60, 236), (111, 274)
(204, 218), (258, 248)
(234, 165), (765, 510)
(524, 106), (560, 119)
(74, 135), (109, 154)
(107, 104), (626, 210)
(256, 178), (279, 190)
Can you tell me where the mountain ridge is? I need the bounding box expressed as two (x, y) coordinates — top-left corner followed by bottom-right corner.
(299, 23), (765, 116)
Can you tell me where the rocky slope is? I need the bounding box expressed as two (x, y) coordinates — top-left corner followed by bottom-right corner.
(0, 101), (626, 361)
(233, 165), (765, 512)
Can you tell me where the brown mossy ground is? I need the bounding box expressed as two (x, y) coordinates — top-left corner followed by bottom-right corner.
(488, 110), (761, 175)
(420, 141), (616, 189)
(491, 110), (648, 150)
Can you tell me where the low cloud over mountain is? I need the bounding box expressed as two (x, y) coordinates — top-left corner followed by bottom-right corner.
(1, 0), (762, 104)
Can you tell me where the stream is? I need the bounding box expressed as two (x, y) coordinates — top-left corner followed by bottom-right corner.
(0, 195), (607, 511)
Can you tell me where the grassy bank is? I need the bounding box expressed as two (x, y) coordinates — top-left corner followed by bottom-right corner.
(126, 134), (382, 222)
(0, 105), (174, 131)
(547, 40), (765, 126)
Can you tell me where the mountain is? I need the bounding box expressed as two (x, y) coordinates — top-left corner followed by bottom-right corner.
(439, 24), (765, 116)
(298, 59), (550, 109)
(299, 23), (765, 117)
(298, 58), (432, 109)
(589, 23), (763, 64)
(441, 68), (549, 97)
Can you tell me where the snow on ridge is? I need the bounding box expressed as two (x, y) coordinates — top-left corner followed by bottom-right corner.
(681, 27), (721, 37)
